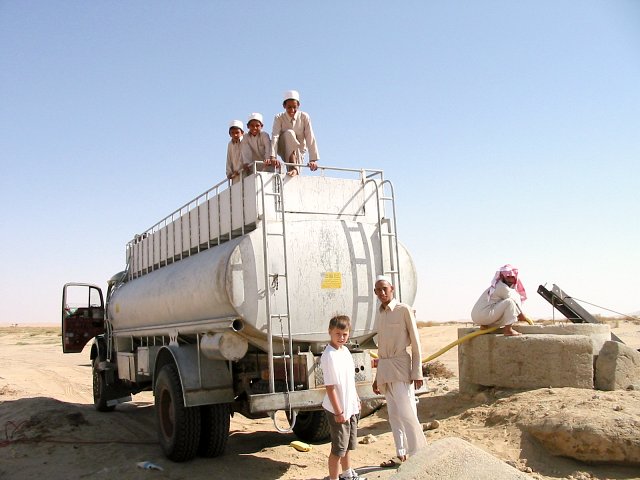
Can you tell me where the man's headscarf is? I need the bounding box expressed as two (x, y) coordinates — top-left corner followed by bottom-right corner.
(488, 264), (527, 301)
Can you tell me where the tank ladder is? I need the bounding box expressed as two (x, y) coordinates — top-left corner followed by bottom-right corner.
(258, 174), (296, 431)
(364, 178), (403, 301)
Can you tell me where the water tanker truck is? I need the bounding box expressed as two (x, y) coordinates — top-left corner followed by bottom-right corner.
(62, 166), (417, 461)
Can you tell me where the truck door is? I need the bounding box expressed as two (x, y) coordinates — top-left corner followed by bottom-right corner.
(62, 283), (105, 353)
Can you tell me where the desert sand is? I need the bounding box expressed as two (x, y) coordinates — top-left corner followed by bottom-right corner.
(1, 322), (639, 480)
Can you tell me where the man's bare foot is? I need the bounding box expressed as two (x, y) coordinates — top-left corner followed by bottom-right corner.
(287, 169), (299, 177)
(503, 327), (521, 336)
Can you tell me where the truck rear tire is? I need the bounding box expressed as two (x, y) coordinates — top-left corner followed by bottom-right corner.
(292, 411), (330, 442)
(93, 357), (116, 412)
(197, 403), (231, 457)
(155, 364), (201, 462)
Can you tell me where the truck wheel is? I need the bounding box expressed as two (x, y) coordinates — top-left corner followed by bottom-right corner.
(155, 364), (201, 462)
(198, 403), (231, 457)
(292, 411), (330, 442)
(93, 357), (116, 412)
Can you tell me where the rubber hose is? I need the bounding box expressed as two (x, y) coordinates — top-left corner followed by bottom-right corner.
(368, 325), (501, 363)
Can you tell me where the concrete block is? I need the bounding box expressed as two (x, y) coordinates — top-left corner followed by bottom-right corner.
(458, 330), (594, 393)
(513, 323), (611, 355)
(391, 437), (530, 480)
(595, 340), (640, 391)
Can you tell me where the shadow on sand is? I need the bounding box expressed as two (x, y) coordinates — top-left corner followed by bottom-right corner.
(0, 397), (309, 480)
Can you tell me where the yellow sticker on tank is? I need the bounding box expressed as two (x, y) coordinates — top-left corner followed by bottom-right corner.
(321, 272), (342, 289)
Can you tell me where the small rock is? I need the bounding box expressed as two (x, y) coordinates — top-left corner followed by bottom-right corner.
(423, 420), (440, 431)
(473, 391), (490, 403)
(359, 434), (377, 444)
(613, 405), (624, 411)
(568, 472), (593, 480)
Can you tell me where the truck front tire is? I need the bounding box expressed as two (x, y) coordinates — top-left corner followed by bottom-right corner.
(155, 363), (201, 462)
(93, 357), (116, 412)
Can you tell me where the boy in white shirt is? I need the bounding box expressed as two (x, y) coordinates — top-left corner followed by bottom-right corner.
(241, 113), (279, 173)
(225, 119), (244, 184)
(321, 315), (366, 480)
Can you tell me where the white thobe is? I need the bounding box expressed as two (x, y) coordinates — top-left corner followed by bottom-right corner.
(375, 299), (427, 457)
(226, 138), (244, 184)
(471, 281), (522, 327)
(270, 110), (319, 173)
(241, 131), (274, 173)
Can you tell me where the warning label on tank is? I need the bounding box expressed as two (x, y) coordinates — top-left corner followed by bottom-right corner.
(321, 272), (342, 289)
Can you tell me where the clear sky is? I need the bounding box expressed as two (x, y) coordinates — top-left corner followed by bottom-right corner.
(1, 1), (639, 325)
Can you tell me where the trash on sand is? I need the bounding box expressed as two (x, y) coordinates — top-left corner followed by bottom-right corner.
(290, 440), (312, 452)
(136, 461), (164, 471)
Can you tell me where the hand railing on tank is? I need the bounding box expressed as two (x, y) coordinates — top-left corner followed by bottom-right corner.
(124, 164), (388, 281)
(124, 173), (250, 281)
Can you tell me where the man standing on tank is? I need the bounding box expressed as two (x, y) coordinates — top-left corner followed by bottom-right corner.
(372, 275), (427, 467)
(269, 90), (319, 176)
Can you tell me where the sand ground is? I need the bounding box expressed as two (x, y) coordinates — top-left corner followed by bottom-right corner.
(1, 322), (639, 480)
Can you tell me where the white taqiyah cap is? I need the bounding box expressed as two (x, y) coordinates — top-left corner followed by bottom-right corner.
(283, 90), (300, 102)
(247, 113), (263, 125)
(229, 120), (244, 130)
(375, 275), (393, 285)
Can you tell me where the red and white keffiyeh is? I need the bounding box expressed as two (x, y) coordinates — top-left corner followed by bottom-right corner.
(488, 264), (527, 301)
